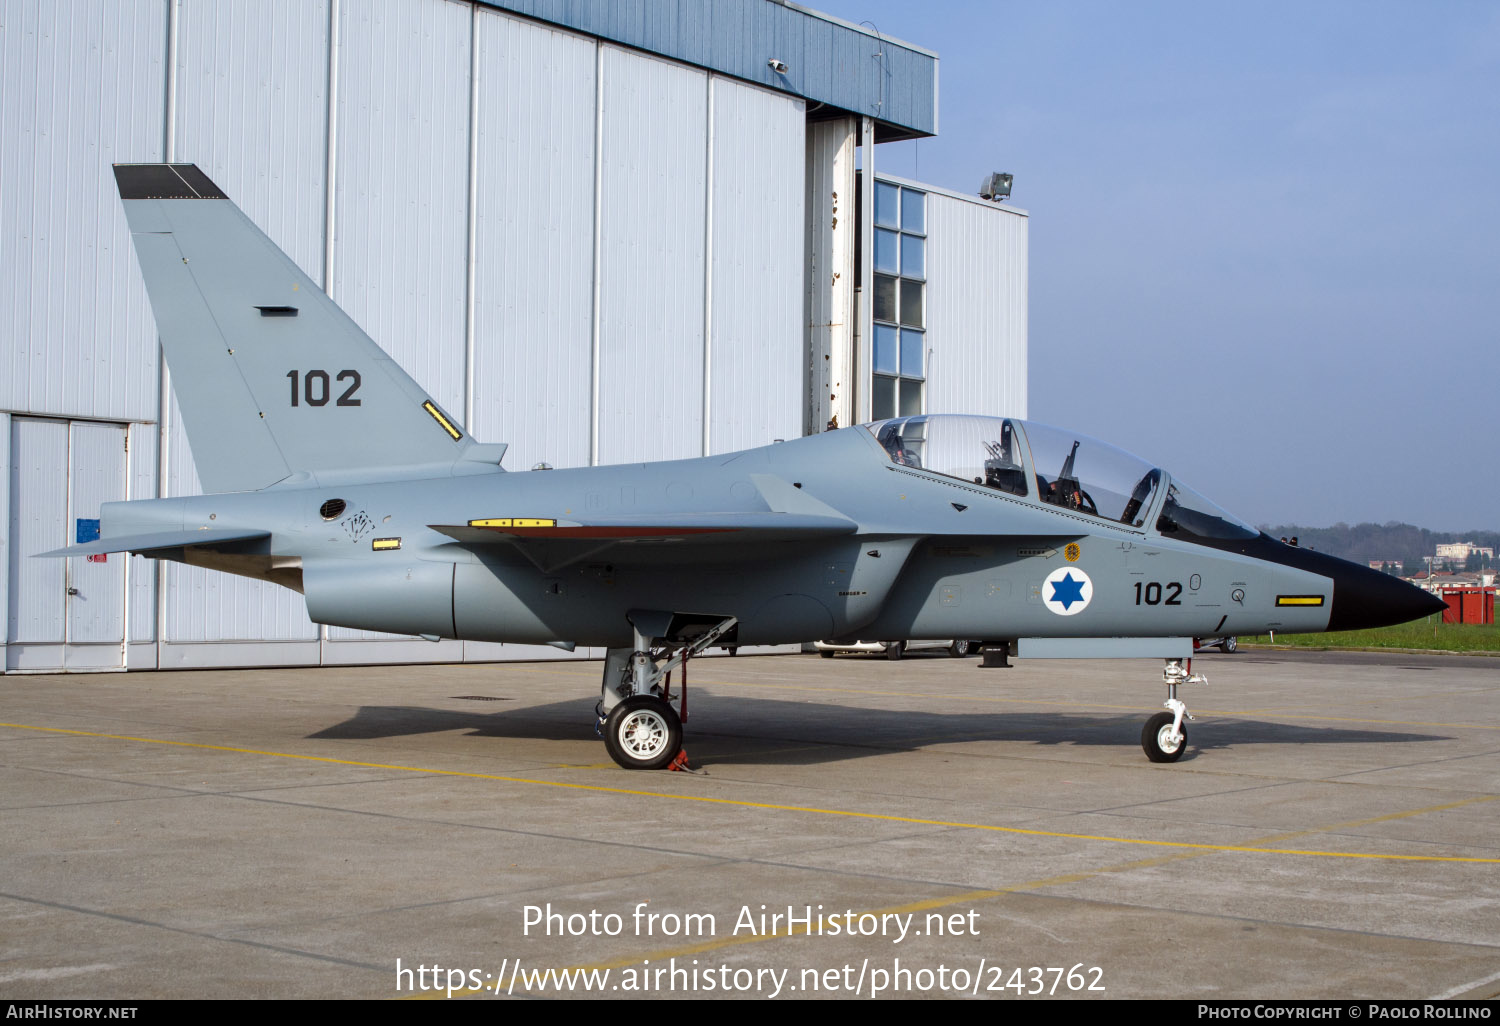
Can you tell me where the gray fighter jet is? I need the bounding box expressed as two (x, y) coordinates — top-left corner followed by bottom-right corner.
(41, 165), (1445, 769)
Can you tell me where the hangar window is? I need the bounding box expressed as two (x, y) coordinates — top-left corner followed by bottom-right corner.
(872, 182), (926, 421)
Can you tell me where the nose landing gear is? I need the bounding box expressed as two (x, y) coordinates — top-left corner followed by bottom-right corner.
(1143, 658), (1206, 763)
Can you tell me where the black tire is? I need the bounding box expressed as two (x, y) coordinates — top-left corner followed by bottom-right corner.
(886, 641), (905, 661)
(819, 650), (835, 659)
(948, 639), (971, 658)
(1222, 636), (1238, 654)
(1142, 711), (1186, 763)
(602, 696), (682, 770)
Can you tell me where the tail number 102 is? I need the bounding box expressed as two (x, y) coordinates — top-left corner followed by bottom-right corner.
(1134, 581), (1182, 605)
(287, 369), (361, 407)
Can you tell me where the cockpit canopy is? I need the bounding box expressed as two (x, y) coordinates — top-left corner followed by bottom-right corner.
(866, 415), (1258, 542)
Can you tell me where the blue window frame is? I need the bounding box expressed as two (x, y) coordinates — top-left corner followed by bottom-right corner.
(870, 182), (927, 422)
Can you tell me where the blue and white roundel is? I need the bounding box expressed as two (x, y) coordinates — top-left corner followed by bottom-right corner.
(1042, 566), (1093, 616)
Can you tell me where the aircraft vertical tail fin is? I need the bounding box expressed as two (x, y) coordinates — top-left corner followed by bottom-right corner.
(115, 163), (478, 493)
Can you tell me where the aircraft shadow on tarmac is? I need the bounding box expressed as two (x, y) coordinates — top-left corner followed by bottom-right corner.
(307, 695), (1449, 767)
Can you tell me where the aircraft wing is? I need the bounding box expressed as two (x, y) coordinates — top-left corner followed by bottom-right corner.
(429, 512), (857, 546)
(35, 528), (272, 558)
(429, 513), (858, 572)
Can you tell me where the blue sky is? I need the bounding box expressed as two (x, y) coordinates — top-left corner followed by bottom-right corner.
(813, 1), (1500, 532)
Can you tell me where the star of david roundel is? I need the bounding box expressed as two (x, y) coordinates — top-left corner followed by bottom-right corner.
(1042, 566), (1093, 616)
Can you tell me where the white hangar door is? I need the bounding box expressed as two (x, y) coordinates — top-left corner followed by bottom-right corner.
(6, 418), (128, 671)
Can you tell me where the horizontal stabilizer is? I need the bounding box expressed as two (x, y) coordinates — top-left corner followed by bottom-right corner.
(35, 528), (271, 559)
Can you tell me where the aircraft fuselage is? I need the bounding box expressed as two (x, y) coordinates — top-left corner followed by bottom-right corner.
(102, 425), (1426, 650)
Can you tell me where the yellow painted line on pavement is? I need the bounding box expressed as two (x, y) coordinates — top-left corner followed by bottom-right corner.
(4, 721), (1496, 864)
(414, 793), (1499, 999)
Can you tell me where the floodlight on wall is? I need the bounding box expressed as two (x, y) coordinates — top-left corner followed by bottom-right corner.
(980, 172), (1014, 202)
(768, 58), (788, 74)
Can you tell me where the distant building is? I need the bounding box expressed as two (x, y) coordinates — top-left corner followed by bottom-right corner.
(1435, 543), (1494, 562)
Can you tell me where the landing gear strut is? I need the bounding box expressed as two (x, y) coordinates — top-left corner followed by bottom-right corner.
(596, 616), (738, 770)
(1142, 658), (1206, 763)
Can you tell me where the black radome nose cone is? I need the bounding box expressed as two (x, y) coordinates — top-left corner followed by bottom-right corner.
(1177, 534), (1448, 634)
(1328, 562), (1448, 632)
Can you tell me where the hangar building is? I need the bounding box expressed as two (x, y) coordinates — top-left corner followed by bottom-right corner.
(2, 0), (1027, 672)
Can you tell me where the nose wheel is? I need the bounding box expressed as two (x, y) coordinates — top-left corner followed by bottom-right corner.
(1142, 711), (1186, 762)
(1142, 659), (1205, 763)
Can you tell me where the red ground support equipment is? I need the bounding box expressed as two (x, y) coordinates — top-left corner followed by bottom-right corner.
(1440, 587), (1495, 625)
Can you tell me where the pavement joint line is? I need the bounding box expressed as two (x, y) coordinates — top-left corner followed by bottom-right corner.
(425, 792), (1500, 999)
(9, 759), (433, 802)
(995, 887), (1500, 953)
(1329, 748), (1500, 782)
(6, 719), (1498, 865)
(1431, 967), (1500, 1001)
(0, 889), (388, 975)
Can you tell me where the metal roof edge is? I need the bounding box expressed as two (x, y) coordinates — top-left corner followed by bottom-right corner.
(875, 172), (1030, 217)
(473, 0), (938, 137)
(778, 1), (940, 59)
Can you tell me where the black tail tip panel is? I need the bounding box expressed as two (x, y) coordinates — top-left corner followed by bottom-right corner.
(113, 164), (228, 200)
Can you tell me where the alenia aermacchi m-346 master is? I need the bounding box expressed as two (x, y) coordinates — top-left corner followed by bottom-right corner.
(42, 165), (1446, 769)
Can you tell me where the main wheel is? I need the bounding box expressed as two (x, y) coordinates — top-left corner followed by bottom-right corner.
(886, 641), (906, 661)
(1222, 636), (1238, 654)
(948, 639), (972, 658)
(819, 649), (835, 659)
(603, 696), (682, 770)
(1141, 711), (1186, 763)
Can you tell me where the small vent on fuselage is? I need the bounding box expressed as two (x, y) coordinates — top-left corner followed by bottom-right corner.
(319, 498), (346, 521)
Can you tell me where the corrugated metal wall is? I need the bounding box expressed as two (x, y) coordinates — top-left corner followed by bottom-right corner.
(126, 425), (156, 651)
(708, 78), (805, 455)
(5, 417), (130, 670)
(595, 47), (708, 466)
(6, 419), (68, 647)
(1, 0), (811, 669)
(471, 11), (597, 474)
(0, 414), (9, 654)
(917, 182), (1030, 421)
(0, 0), (164, 423)
(161, 0), (334, 655)
(333, 0), (471, 419)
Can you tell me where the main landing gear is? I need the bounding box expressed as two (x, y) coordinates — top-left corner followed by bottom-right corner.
(1142, 658), (1206, 763)
(596, 616), (738, 770)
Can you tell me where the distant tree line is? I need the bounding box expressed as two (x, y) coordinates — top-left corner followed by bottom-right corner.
(1255, 522), (1500, 576)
